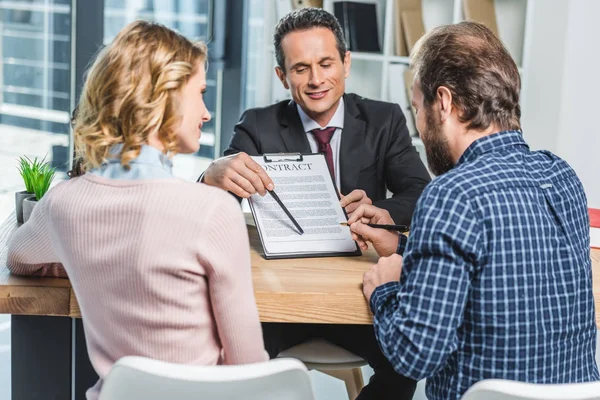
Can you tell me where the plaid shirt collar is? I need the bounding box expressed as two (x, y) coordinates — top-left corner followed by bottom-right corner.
(457, 130), (529, 167)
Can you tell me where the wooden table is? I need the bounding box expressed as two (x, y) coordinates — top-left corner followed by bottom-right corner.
(0, 213), (378, 325)
(1, 213), (599, 400)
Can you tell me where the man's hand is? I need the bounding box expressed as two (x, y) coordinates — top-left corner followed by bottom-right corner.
(340, 189), (372, 217)
(203, 152), (274, 198)
(347, 204), (400, 257)
(363, 254), (403, 303)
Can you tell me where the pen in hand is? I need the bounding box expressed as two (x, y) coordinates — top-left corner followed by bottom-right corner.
(339, 222), (410, 233)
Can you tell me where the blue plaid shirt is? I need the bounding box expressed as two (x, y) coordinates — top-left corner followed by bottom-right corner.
(371, 130), (599, 400)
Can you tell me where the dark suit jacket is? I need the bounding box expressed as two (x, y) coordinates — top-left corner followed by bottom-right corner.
(223, 93), (431, 225)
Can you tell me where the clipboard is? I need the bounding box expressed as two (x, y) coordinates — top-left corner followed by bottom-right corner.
(248, 153), (361, 260)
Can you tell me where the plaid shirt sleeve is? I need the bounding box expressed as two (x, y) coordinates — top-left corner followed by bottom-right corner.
(370, 184), (484, 381)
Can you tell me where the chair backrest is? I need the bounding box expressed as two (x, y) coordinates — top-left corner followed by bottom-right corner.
(461, 379), (600, 400)
(98, 357), (316, 400)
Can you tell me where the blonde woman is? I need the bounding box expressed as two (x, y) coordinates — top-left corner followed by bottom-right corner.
(7, 21), (267, 399)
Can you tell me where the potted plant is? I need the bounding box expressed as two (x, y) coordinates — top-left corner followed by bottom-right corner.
(21, 159), (56, 223)
(15, 156), (45, 223)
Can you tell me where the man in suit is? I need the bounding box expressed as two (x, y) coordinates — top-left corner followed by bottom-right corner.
(202, 8), (430, 226)
(201, 8), (428, 399)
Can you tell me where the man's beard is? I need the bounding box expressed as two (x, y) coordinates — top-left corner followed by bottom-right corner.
(421, 109), (455, 176)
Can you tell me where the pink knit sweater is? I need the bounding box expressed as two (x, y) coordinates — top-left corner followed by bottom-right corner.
(7, 174), (268, 399)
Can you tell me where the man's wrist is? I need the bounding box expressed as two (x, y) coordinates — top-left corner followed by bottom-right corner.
(370, 281), (400, 313)
(385, 232), (401, 256)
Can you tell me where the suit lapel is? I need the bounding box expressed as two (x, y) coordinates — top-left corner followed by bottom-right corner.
(339, 95), (366, 194)
(278, 101), (312, 153)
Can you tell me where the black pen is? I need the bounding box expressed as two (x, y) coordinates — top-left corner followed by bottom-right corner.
(268, 190), (304, 235)
(339, 222), (410, 233)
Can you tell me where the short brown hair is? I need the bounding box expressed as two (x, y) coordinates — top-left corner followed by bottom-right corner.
(73, 20), (207, 171)
(411, 21), (521, 131)
(273, 7), (347, 72)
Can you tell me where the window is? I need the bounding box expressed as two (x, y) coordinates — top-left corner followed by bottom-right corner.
(0, 0), (72, 134)
(104, 0), (212, 43)
(0, 0), (72, 223)
(242, 0), (289, 110)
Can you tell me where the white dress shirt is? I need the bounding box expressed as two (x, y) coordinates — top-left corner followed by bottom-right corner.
(296, 98), (345, 189)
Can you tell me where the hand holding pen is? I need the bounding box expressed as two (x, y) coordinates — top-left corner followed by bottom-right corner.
(345, 204), (404, 257)
(339, 222), (409, 232)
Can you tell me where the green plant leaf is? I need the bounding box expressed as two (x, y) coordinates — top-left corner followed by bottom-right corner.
(17, 155), (55, 200)
(17, 156), (35, 192)
(33, 162), (56, 200)
(17, 155), (46, 193)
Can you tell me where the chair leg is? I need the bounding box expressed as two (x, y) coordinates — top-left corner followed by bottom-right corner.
(351, 367), (364, 394)
(318, 368), (364, 400)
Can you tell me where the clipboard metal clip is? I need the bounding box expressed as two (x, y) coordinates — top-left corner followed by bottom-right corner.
(263, 153), (303, 163)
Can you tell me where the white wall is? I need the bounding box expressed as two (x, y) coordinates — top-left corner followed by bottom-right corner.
(522, 0), (600, 208)
(556, 0), (600, 209)
(520, 0), (568, 153)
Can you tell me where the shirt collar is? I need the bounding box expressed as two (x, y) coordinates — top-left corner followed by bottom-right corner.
(297, 97), (345, 132)
(106, 144), (173, 172)
(457, 130), (529, 166)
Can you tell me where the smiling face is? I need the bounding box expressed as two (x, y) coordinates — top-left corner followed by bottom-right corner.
(176, 64), (211, 154)
(275, 27), (351, 127)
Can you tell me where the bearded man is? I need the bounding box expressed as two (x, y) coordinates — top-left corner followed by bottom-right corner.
(347, 21), (600, 400)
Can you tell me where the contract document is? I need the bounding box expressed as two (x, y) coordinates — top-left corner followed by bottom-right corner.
(248, 153), (361, 259)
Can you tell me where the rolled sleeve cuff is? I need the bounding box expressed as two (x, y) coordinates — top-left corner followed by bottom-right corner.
(396, 234), (408, 256)
(370, 281), (400, 313)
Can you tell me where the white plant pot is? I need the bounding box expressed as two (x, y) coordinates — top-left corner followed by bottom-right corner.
(15, 190), (34, 223)
(22, 196), (38, 223)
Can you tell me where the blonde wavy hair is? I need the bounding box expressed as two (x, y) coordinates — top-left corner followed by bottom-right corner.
(73, 20), (207, 171)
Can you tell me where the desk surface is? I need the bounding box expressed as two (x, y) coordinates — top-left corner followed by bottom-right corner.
(1, 213), (599, 327)
(0, 213), (378, 324)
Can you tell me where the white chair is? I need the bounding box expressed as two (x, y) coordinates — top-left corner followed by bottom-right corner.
(279, 339), (367, 400)
(461, 379), (600, 400)
(98, 356), (315, 400)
